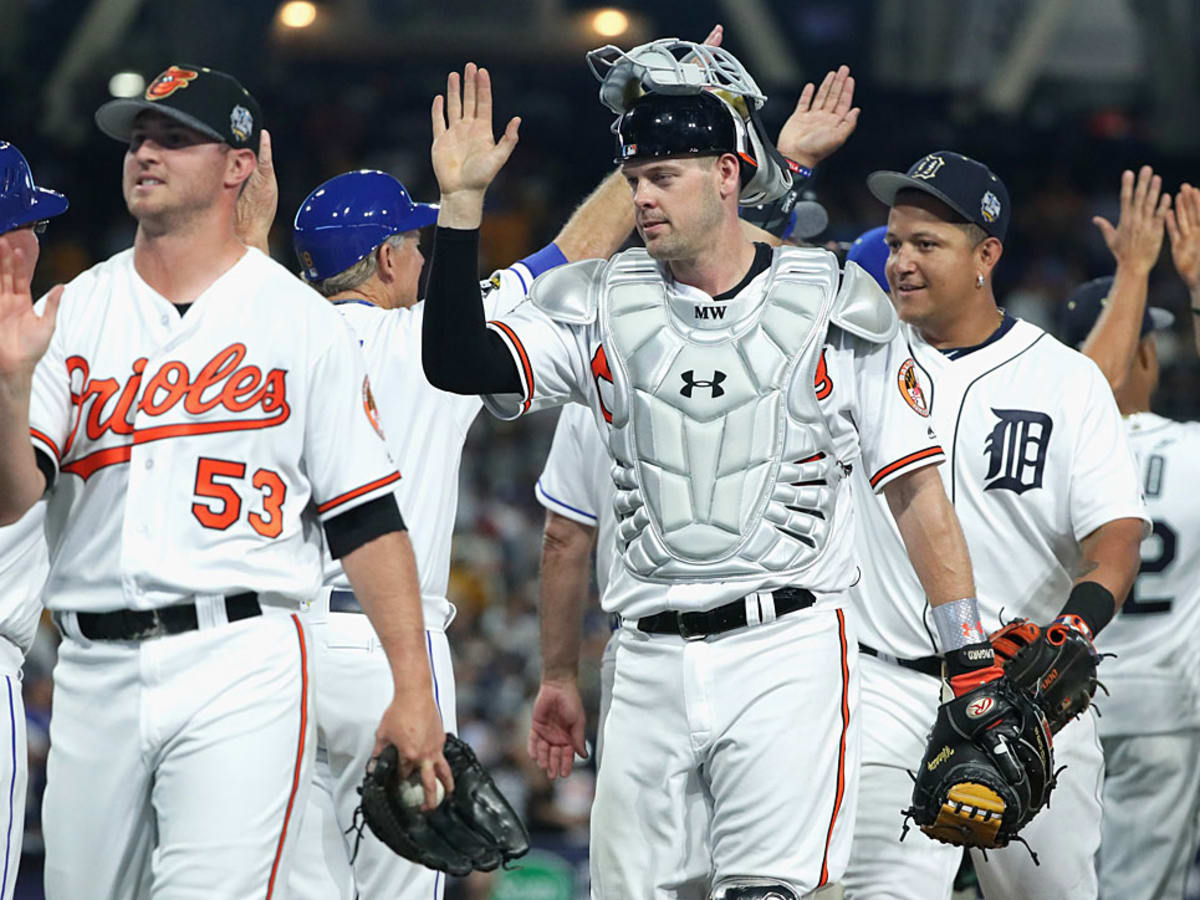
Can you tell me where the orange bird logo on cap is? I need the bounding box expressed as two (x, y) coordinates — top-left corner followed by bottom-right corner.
(145, 66), (199, 101)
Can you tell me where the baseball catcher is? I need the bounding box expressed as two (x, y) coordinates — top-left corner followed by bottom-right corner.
(904, 600), (1057, 852)
(357, 734), (529, 876)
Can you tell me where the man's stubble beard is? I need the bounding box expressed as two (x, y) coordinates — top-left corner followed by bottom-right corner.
(643, 179), (725, 263)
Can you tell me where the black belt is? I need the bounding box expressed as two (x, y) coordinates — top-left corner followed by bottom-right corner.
(636, 587), (815, 640)
(329, 589), (364, 614)
(859, 643), (942, 678)
(72, 593), (261, 641)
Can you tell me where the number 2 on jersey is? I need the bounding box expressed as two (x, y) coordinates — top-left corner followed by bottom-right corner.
(1122, 519), (1178, 615)
(192, 457), (287, 538)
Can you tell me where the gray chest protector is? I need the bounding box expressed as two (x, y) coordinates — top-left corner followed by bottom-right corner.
(602, 246), (842, 584)
(530, 246), (895, 586)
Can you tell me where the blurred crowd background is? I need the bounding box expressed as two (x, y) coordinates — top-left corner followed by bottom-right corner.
(5, 0), (1200, 896)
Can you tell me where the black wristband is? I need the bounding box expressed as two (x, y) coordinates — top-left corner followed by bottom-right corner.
(943, 641), (996, 679)
(1059, 581), (1116, 637)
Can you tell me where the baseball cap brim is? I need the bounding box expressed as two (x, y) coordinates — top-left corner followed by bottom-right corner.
(406, 203), (439, 231)
(29, 186), (69, 222)
(95, 99), (226, 145)
(867, 171), (980, 230)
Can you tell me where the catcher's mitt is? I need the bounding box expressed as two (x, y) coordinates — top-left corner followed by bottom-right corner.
(990, 616), (1100, 733)
(904, 675), (1055, 851)
(358, 734), (530, 877)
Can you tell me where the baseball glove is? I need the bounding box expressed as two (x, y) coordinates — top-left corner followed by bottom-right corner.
(990, 617), (1100, 733)
(358, 734), (530, 876)
(904, 676), (1055, 851)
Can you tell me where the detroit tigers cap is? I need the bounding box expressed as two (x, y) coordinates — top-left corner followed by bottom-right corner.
(0, 142), (69, 234)
(1061, 275), (1175, 349)
(293, 170), (438, 283)
(846, 225), (890, 293)
(867, 151), (1010, 242)
(95, 64), (263, 151)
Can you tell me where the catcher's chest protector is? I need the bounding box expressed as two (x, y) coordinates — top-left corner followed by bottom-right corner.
(600, 246), (842, 583)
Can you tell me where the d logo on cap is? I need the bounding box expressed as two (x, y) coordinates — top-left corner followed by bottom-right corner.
(146, 66), (199, 101)
(911, 154), (945, 180)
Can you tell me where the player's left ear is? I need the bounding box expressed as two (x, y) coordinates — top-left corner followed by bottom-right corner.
(225, 147), (257, 191)
(975, 235), (1003, 278)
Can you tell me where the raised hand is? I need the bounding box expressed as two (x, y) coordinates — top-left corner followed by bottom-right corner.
(235, 129), (277, 254)
(776, 65), (860, 169)
(1166, 182), (1200, 290)
(528, 679), (587, 779)
(0, 236), (61, 380)
(1093, 166), (1171, 275)
(431, 63), (521, 200)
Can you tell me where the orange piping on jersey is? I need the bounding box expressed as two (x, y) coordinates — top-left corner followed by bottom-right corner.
(59, 412), (295, 481)
(266, 614), (309, 899)
(868, 445), (944, 489)
(795, 452), (826, 465)
(29, 429), (61, 461)
(316, 470), (401, 515)
(487, 320), (534, 413)
(819, 608), (851, 887)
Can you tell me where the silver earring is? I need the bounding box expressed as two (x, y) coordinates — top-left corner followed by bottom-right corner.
(976, 273), (985, 288)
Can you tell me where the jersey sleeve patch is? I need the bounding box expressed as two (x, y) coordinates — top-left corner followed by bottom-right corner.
(897, 358), (930, 417)
(362, 376), (385, 440)
(869, 445), (944, 490)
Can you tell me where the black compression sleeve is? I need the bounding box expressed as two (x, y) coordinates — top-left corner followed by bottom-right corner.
(422, 226), (523, 395)
(34, 448), (55, 492)
(323, 494), (406, 559)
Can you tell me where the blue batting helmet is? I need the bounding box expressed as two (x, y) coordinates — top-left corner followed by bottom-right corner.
(292, 170), (438, 283)
(846, 225), (889, 293)
(0, 142), (69, 234)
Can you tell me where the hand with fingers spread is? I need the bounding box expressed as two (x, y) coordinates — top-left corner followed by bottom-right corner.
(1166, 182), (1200, 291)
(776, 64), (861, 170)
(1093, 165), (1171, 275)
(431, 63), (521, 228)
(0, 236), (62, 380)
(528, 679), (588, 779)
(375, 694), (455, 811)
(234, 129), (277, 255)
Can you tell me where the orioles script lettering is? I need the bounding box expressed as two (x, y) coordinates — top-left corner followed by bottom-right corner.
(52, 343), (291, 480)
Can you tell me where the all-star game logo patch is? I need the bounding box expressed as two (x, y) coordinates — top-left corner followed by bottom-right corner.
(898, 358), (930, 417)
(362, 376), (385, 439)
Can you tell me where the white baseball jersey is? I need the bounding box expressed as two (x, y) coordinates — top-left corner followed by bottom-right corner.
(484, 248), (944, 620)
(851, 316), (1148, 658)
(535, 403), (617, 595)
(28, 247), (400, 612)
(323, 257), (542, 626)
(0, 501), (48, 657)
(1096, 412), (1200, 737)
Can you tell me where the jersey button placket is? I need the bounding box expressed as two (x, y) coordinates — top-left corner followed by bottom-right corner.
(683, 638), (715, 754)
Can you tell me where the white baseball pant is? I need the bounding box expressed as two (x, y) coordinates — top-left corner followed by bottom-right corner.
(287, 611), (457, 900)
(43, 609), (314, 899)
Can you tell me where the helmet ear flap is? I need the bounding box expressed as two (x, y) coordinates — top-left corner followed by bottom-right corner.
(737, 105), (792, 207)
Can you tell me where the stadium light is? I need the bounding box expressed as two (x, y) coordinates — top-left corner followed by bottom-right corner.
(278, 1), (318, 29)
(591, 8), (629, 38)
(108, 71), (145, 99)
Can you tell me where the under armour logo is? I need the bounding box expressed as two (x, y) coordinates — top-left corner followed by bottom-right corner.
(680, 370), (726, 398)
(983, 408), (1053, 494)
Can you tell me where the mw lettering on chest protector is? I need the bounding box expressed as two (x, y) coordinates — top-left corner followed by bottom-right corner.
(600, 247), (843, 583)
(56, 342), (290, 480)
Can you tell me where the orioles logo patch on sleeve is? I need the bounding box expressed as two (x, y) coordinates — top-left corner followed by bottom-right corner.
(362, 376), (385, 439)
(145, 66), (200, 100)
(898, 358), (930, 417)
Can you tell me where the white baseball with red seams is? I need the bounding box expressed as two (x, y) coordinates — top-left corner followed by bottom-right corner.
(28, 247), (402, 898)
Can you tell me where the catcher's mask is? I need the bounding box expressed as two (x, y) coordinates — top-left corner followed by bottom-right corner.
(587, 37), (792, 206)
